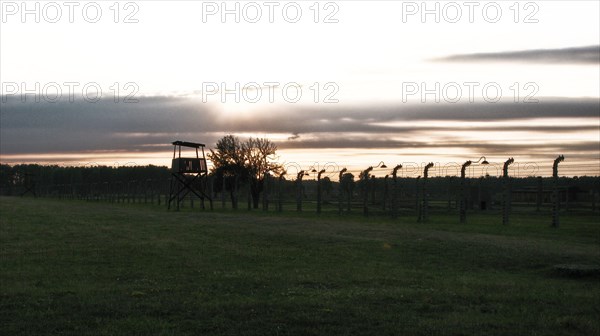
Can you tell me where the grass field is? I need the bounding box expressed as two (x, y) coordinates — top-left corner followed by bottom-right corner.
(1, 196), (599, 335)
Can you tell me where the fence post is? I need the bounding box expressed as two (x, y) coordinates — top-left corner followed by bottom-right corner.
(338, 168), (347, 215)
(278, 172), (286, 212)
(552, 155), (565, 228)
(370, 175), (376, 204)
(415, 176), (421, 220)
(418, 163), (434, 223)
(296, 171), (305, 212)
(361, 167), (373, 217)
(477, 177), (483, 211)
(460, 161), (471, 223)
(391, 165), (402, 219)
(502, 158), (515, 225)
(317, 169), (325, 214)
(382, 175), (389, 211)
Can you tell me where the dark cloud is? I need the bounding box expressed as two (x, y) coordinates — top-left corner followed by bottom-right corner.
(0, 96), (218, 154)
(434, 45), (600, 64)
(1, 96), (598, 160)
(278, 138), (599, 154)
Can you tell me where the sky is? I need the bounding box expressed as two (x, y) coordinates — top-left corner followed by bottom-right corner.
(1, 0), (599, 178)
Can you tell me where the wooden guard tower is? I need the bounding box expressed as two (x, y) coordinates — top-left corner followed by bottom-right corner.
(168, 141), (212, 210)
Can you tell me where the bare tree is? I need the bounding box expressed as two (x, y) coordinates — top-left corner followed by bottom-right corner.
(209, 135), (282, 209)
(208, 135), (245, 208)
(243, 138), (282, 208)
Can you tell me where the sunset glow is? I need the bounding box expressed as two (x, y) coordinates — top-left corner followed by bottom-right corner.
(1, 1), (598, 176)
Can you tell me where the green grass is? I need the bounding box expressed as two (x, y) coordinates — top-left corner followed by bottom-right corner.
(1, 196), (599, 335)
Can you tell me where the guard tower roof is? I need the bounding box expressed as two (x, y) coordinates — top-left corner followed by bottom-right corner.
(172, 141), (205, 148)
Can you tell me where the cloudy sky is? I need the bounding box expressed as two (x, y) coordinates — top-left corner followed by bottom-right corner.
(1, 1), (599, 177)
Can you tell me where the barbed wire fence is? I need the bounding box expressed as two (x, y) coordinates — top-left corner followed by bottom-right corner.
(2, 160), (599, 224)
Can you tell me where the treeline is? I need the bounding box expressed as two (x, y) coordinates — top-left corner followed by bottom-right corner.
(0, 164), (171, 196)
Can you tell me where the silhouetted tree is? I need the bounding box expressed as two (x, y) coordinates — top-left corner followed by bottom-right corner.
(208, 135), (245, 207)
(208, 135), (282, 208)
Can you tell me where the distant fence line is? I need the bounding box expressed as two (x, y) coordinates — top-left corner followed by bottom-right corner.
(3, 174), (599, 226)
(277, 162), (600, 180)
(2, 160), (599, 226)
